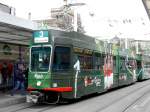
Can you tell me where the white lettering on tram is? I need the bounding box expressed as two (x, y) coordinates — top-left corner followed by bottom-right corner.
(74, 59), (80, 98)
(34, 74), (44, 79)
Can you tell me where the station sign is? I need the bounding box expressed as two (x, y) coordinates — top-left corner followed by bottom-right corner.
(33, 30), (49, 43)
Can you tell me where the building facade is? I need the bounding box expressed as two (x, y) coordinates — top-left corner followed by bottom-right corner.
(0, 3), (37, 89)
(0, 3), (15, 15)
(35, 5), (85, 33)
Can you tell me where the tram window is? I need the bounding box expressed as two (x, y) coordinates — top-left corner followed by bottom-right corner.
(84, 56), (92, 69)
(103, 54), (113, 74)
(113, 56), (116, 72)
(93, 53), (104, 70)
(137, 61), (142, 69)
(126, 59), (136, 70)
(31, 46), (51, 72)
(93, 55), (100, 69)
(120, 57), (126, 70)
(78, 55), (84, 69)
(78, 55), (92, 70)
(52, 46), (70, 71)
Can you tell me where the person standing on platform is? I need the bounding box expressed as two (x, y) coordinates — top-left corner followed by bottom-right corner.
(7, 63), (13, 88)
(1, 62), (8, 93)
(24, 66), (28, 89)
(11, 63), (25, 96)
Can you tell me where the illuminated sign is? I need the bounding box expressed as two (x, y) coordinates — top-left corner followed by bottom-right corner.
(33, 31), (49, 43)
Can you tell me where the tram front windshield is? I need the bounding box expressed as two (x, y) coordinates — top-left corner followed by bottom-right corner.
(31, 46), (51, 72)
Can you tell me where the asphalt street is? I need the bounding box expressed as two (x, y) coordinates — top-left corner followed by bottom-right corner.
(1, 80), (150, 112)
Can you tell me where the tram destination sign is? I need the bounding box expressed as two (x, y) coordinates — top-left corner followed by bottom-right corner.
(33, 30), (49, 43)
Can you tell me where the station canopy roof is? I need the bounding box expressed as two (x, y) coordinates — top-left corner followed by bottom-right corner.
(0, 10), (38, 45)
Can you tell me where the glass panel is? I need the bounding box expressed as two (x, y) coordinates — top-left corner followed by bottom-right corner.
(125, 58), (136, 70)
(78, 55), (92, 70)
(137, 61), (142, 69)
(104, 55), (113, 75)
(31, 46), (51, 72)
(93, 53), (104, 70)
(120, 57), (126, 71)
(52, 46), (70, 71)
(78, 55), (84, 69)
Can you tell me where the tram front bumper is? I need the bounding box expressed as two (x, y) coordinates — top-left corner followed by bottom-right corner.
(26, 95), (38, 103)
(26, 91), (44, 103)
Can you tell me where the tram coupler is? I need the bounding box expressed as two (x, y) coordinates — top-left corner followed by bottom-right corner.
(26, 91), (44, 103)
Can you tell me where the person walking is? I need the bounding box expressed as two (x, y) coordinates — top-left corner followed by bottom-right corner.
(11, 63), (26, 96)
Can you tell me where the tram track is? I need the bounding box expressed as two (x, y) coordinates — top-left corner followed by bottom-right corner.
(12, 98), (68, 112)
(0, 101), (56, 112)
(25, 80), (150, 112)
(40, 80), (150, 112)
(12, 103), (56, 112)
(1, 80), (150, 112)
(0, 103), (33, 112)
(95, 80), (150, 112)
(122, 86), (150, 112)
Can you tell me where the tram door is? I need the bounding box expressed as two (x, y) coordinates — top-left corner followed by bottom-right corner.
(118, 56), (129, 86)
(136, 60), (142, 80)
(112, 55), (119, 88)
(52, 46), (72, 90)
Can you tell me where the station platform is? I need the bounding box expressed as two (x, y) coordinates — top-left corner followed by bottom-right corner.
(0, 91), (26, 108)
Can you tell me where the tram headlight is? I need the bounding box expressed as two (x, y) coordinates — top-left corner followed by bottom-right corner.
(53, 83), (57, 87)
(37, 81), (42, 86)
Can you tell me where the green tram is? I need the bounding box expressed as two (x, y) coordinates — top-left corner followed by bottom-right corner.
(136, 53), (150, 80)
(27, 29), (141, 103)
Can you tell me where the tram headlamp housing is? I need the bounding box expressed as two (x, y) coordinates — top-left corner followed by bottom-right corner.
(53, 83), (57, 87)
(37, 81), (42, 86)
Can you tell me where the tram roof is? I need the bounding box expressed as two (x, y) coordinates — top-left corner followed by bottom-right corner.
(32, 29), (137, 57)
(50, 29), (105, 53)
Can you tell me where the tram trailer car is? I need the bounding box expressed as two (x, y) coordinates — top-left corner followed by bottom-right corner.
(26, 29), (148, 104)
(136, 54), (150, 81)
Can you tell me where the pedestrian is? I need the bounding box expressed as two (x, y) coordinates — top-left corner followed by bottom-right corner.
(7, 63), (13, 88)
(1, 62), (8, 93)
(11, 63), (26, 96)
(24, 66), (28, 89)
